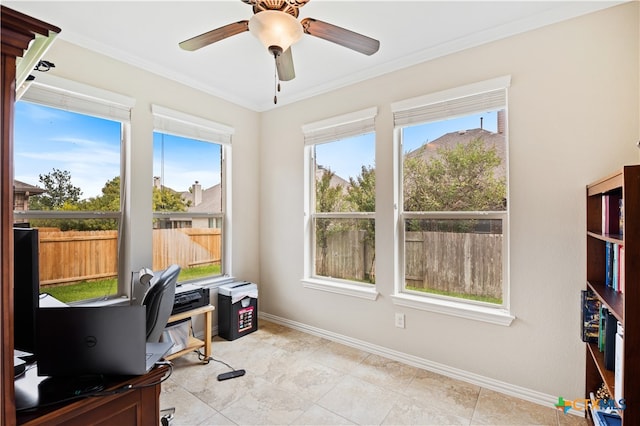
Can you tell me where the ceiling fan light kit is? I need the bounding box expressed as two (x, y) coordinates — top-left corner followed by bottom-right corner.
(179, 0), (380, 103)
(249, 10), (303, 54)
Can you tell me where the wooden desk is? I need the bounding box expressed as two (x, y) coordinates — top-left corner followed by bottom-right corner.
(165, 304), (214, 362)
(16, 364), (168, 426)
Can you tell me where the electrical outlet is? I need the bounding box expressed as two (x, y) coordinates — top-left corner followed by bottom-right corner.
(395, 313), (405, 328)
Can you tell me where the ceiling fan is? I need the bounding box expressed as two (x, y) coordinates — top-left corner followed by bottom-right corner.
(179, 0), (380, 99)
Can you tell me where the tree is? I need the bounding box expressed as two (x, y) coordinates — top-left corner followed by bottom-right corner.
(346, 165), (376, 282)
(315, 169), (346, 276)
(29, 168), (82, 210)
(153, 186), (189, 212)
(81, 176), (121, 212)
(404, 137), (506, 212)
(346, 165), (375, 213)
(75, 176), (122, 230)
(316, 169), (345, 213)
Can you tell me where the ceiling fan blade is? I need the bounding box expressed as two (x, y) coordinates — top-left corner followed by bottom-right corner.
(301, 18), (380, 56)
(275, 47), (295, 81)
(179, 20), (249, 51)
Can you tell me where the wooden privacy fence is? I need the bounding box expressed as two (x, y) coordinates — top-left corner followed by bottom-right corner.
(315, 230), (501, 298)
(152, 228), (221, 271)
(316, 230), (375, 282)
(39, 230), (118, 286)
(37, 228), (221, 287)
(405, 231), (502, 299)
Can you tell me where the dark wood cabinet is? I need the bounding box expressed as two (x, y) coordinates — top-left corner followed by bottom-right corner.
(1, 7), (61, 425)
(585, 165), (640, 424)
(15, 365), (168, 426)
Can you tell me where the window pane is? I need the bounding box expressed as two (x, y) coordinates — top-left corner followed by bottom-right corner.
(14, 101), (122, 303)
(152, 132), (223, 282)
(315, 218), (375, 284)
(403, 110), (506, 212)
(312, 132), (376, 286)
(400, 107), (507, 306)
(34, 220), (119, 302)
(315, 134), (375, 213)
(404, 218), (503, 305)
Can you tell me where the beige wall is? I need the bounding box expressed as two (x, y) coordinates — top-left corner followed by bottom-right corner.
(259, 2), (639, 400)
(24, 0), (639, 407)
(37, 40), (262, 286)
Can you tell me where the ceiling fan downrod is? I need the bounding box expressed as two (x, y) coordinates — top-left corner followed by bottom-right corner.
(273, 55), (280, 104)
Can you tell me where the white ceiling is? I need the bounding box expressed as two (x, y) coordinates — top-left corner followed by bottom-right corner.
(5, 1), (625, 112)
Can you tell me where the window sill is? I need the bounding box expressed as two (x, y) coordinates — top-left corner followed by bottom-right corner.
(391, 293), (515, 326)
(67, 295), (131, 307)
(302, 278), (379, 301)
(182, 275), (239, 288)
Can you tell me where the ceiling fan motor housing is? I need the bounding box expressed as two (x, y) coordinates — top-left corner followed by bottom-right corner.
(242, 0), (310, 17)
(248, 10), (303, 52)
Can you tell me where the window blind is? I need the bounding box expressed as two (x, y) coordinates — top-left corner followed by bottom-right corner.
(21, 74), (134, 122)
(302, 106), (377, 145)
(392, 76), (510, 127)
(152, 105), (234, 145)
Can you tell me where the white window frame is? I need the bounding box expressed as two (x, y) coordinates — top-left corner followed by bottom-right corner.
(15, 73), (134, 302)
(151, 105), (234, 284)
(302, 107), (379, 300)
(391, 76), (515, 326)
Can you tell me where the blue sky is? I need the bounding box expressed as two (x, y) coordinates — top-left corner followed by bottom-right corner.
(317, 110), (498, 180)
(15, 101), (498, 199)
(152, 132), (222, 192)
(14, 101), (121, 199)
(14, 101), (221, 199)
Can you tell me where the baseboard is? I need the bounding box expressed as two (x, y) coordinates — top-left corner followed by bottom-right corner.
(258, 311), (583, 417)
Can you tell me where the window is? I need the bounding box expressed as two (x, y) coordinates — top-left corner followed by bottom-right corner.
(303, 107), (378, 300)
(152, 105), (233, 284)
(392, 77), (514, 325)
(14, 74), (133, 304)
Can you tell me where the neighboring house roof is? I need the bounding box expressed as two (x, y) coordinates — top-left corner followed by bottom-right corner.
(183, 184), (222, 213)
(316, 165), (350, 190)
(405, 128), (507, 178)
(13, 180), (45, 195)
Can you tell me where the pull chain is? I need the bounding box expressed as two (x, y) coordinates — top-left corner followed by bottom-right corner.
(273, 61), (278, 104)
(273, 58), (281, 105)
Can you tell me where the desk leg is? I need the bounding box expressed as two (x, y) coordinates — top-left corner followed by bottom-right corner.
(203, 309), (212, 363)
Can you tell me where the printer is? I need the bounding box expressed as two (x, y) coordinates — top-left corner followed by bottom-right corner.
(171, 284), (210, 315)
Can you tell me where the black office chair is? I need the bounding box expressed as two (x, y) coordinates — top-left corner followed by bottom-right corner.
(141, 264), (180, 426)
(142, 264), (181, 343)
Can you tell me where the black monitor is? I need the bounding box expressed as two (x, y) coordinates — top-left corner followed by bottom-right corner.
(13, 227), (40, 355)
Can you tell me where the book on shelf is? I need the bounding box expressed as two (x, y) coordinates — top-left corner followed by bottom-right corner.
(589, 391), (622, 426)
(604, 309), (617, 371)
(618, 198), (624, 238)
(599, 305), (607, 352)
(602, 194), (621, 235)
(604, 242), (623, 292)
(582, 290), (601, 343)
(605, 242), (614, 288)
(594, 410), (622, 426)
(613, 243), (619, 292)
(614, 322), (623, 404)
(619, 245), (625, 293)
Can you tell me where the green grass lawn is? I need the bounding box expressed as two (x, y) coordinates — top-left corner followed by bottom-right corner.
(406, 285), (502, 305)
(43, 264), (221, 303)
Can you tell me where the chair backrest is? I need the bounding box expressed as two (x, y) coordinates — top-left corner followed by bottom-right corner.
(142, 264), (181, 343)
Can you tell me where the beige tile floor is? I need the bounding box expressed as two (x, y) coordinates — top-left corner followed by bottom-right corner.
(160, 320), (589, 425)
